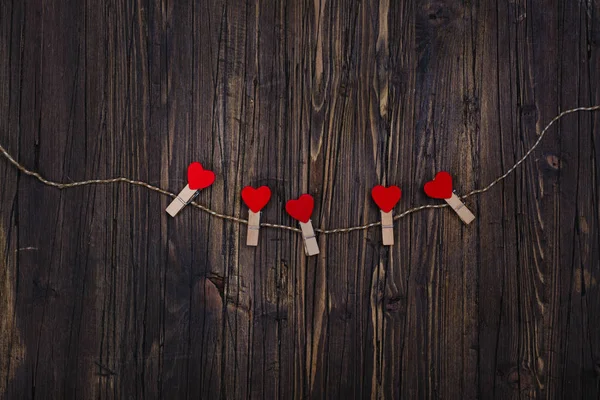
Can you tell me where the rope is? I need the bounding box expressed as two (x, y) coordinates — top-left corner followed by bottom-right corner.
(1, 105), (598, 235)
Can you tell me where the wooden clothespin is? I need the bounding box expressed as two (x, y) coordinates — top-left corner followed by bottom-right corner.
(241, 186), (272, 246)
(166, 184), (199, 217)
(445, 192), (475, 224)
(285, 194), (319, 256)
(166, 162), (215, 217)
(424, 171), (475, 224)
(299, 220), (319, 256)
(371, 185), (402, 245)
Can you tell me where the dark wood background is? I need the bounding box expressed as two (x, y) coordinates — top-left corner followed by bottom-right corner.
(1, 0), (599, 398)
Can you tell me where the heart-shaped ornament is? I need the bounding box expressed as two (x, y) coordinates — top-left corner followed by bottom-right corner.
(241, 186), (272, 212)
(424, 171), (453, 199)
(285, 194), (314, 223)
(187, 162), (216, 190)
(371, 185), (402, 212)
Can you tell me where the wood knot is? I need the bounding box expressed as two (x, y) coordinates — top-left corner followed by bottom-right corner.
(545, 154), (561, 170)
(385, 296), (406, 313)
(197, 276), (223, 312)
(422, 3), (453, 27)
(463, 95), (480, 122)
(506, 366), (536, 391)
(33, 278), (59, 300)
(520, 104), (538, 123)
(206, 273), (225, 293)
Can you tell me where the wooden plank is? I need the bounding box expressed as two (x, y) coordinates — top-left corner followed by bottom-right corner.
(0, 0), (598, 399)
(476, 1), (514, 397)
(0, 2), (25, 398)
(543, 1), (600, 398)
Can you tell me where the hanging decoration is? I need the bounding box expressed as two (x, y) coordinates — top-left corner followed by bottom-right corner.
(424, 171), (475, 224)
(371, 185), (402, 245)
(166, 162), (215, 217)
(0, 105), (598, 255)
(285, 194), (320, 256)
(241, 185), (272, 246)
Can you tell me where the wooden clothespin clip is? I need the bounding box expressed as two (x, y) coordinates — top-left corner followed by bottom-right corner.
(371, 185), (402, 245)
(166, 162), (215, 217)
(166, 184), (198, 217)
(424, 171), (475, 224)
(299, 221), (319, 256)
(285, 194), (319, 256)
(445, 192), (475, 224)
(241, 186), (272, 246)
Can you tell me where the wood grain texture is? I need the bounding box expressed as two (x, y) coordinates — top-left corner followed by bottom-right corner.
(0, 0), (599, 398)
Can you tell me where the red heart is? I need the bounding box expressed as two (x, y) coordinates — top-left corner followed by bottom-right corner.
(187, 162), (215, 190)
(241, 186), (272, 212)
(371, 185), (402, 212)
(285, 194), (314, 223)
(424, 171), (453, 199)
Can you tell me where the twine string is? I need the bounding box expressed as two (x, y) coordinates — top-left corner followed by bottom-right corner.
(1, 105), (598, 235)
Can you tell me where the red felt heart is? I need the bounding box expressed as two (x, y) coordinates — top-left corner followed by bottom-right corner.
(187, 162), (215, 190)
(371, 185), (402, 212)
(241, 186), (272, 212)
(285, 194), (314, 223)
(424, 171), (453, 199)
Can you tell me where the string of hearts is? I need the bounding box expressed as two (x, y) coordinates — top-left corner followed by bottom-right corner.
(0, 106), (598, 254)
(169, 164), (468, 254)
